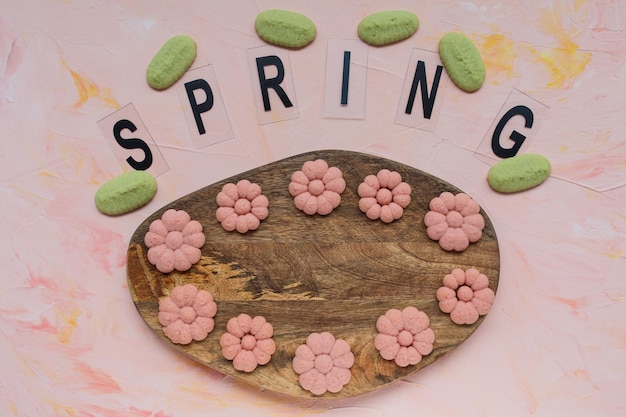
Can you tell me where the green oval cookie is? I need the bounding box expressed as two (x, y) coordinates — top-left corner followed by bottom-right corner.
(95, 170), (157, 215)
(255, 9), (316, 48)
(357, 10), (419, 46)
(439, 32), (485, 92)
(146, 35), (197, 90)
(487, 153), (551, 193)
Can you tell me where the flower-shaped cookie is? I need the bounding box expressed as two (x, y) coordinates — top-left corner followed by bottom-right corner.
(144, 209), (205, 273)
(157, 284), (217, 345)
(216, 179), (269, 233)
(436, 268), (495, 325)
(357, 169), (411, 223)
(219, 313), (276, 372)
(424, 192), (485, 251)
(292, 332), (354, 395)
(374, 307), (435, 367)
(288, 159), (346, 215)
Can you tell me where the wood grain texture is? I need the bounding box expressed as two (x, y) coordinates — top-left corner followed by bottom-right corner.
(127, 149), (500, 399)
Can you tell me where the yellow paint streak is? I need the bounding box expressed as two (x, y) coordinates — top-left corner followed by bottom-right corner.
(8, 400), (18, 417)
(574, 0), (587, 11)
(480, 33), (517, 83)
(537, 47), (591, 89)
(605, 248), (624, 259)
(56, 306), (82, 344)
(534, 8), (592, 89)
(49, 400), (76, 417)
(178, 384), (231, 407)
(40, 131), (111, 186)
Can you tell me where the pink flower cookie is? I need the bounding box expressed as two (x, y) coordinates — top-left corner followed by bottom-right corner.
(374, 307), (435, 367)
(292, 332), (354, 395)
(288, 159), (346, 215)
(157, 284), (217, 345)
(144, 209), (205, 273)
(436, 268), (495, 325)
(424, 191), (485, 251)
(219, 313), (276, 372)
(357, 169), (411, 223)
(216, 179), (269, 233)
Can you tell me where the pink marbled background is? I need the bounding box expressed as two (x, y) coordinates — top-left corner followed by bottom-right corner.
(1, 1), (625, 416)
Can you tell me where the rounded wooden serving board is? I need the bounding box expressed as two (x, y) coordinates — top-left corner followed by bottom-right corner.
(127, 149), (500, 399)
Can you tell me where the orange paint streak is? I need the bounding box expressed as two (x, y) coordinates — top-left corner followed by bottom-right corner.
(60, 56), (120, 108)
(520, 378), (538, 414)
(68, 68), (120, 108)
(551, 295), (584, 311)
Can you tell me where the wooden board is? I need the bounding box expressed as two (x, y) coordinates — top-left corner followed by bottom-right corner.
(127, 149), (500, 399)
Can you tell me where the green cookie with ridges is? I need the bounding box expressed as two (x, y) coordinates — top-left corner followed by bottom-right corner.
(95, 170), (157, 215)
(255, 9), (316, 48)
(439, 32), (486, 92)
(487, 153), (551, 193)
(146, 35), (197, 90)
(358, 10), (419, 46)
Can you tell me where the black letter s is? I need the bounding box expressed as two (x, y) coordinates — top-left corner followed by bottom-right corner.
(113, 119), (153, 170)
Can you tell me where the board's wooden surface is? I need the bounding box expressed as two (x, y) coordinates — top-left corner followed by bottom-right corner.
(127, 150), (500, 399)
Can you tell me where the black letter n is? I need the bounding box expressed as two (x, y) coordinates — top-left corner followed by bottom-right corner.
(405, 60), (443, 119)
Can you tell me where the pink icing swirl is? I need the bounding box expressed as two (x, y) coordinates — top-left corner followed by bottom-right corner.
(374, 306), (435, 367)
(157, 284), (217, 345)
(216, 179), (269, 233)
(289, 159), (346, 215)
(357, 169), (411, 223)
(219, 313), (276, 372)
(424, 191), (485, 251)
(436, 268), (495, 325)
(292, 332), (354, 395)
(144, 209), (205, 273)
